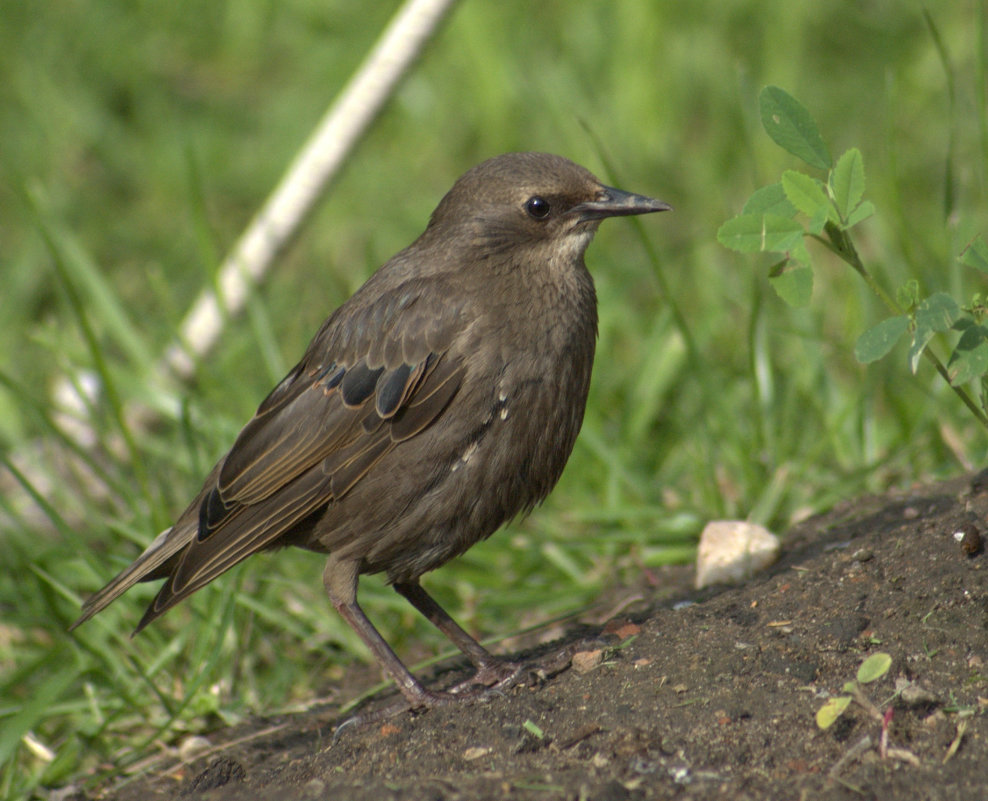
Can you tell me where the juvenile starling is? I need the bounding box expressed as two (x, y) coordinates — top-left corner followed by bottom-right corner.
(72, 152), (670, 710)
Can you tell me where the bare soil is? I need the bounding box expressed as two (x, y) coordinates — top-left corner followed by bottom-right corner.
(79, 472), (988, 801)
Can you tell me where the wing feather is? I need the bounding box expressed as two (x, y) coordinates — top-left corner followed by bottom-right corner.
(80, 275), (471, 631)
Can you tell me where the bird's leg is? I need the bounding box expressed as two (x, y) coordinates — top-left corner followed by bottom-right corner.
(393, 579), (522, 693)
(323, 556), (442, 710)
(324, 558), (521, 734)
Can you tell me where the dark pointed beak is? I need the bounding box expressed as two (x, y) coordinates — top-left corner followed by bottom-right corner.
(575, 186), (672, 222)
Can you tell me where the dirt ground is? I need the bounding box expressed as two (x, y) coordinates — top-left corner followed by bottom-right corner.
(75, 472), (987, 801)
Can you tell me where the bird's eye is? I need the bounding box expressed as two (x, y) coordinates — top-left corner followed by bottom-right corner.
(525, 196), (551, 219)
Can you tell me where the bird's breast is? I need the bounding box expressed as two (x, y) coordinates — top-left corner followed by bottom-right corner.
(345, 265), (598, 582)
(451, 271), (598, 508)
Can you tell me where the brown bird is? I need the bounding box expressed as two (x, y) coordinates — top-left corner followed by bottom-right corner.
(72, 152), (670, 711)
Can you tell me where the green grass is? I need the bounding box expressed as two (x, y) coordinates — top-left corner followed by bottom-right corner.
(2, 0), (988, 796)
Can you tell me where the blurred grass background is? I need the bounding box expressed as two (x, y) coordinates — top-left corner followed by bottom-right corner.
(2, 0), (987, 795)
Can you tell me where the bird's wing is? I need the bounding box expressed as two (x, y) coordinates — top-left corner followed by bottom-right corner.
(211, 273), (467, 509)
(75, 276), (468, 631)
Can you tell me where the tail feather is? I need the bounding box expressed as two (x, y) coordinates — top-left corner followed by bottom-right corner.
(70, 520), (196, 630)
(71, 462), (223, 631)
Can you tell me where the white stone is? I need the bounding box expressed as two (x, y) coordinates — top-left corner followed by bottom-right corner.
(694, 520), (780, 589)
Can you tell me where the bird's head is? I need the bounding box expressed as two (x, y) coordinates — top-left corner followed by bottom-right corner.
(426, 152), (670, 259)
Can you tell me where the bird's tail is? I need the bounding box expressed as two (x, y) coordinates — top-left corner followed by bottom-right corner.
(69, 518), (197, 631)
(70, 462), (223, 631)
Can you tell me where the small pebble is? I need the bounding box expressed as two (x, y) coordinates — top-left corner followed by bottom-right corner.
(695, 521), (780, 589)
(954, 523), (983, 557)
(896, 677), (939, 706)
(572, 649), (604, 673)
(603, 619), (641, 639)
(178, 735), (212, 761)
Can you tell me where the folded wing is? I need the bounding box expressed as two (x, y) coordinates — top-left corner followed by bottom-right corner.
(73, 276), (468, 631)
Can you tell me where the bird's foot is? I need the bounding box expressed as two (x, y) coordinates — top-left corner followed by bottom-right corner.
(333, 660), (525, 739)
(448, 658), (523, 695)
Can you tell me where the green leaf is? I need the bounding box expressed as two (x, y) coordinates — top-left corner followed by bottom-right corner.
(845, 200), (875, 227)
(743, 183), (797, 217)
(948, 318), (988, 383)
(781, 171), (831, 233)
(759, 86), (832, 169)
(855, 316), (909, 363)
(857, 652), (892, 684)
(907, 293), (959, 373)
(766, 257), (791, 277)
(788, 239), (812, 271)
(816, 696), (852, 729)
(907, 291), (959, 373)
(909, 336), (932, 373)
(896, 280), (920, 310)
(830, 148), (866, 222)
(960, 235), (988, 274)
(718, 214), (767, 253)
(762, 214), (806, 252)
(717, 213), (804, 254)
(915, 292), (961, 333)
(769, 263), (813, 307)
